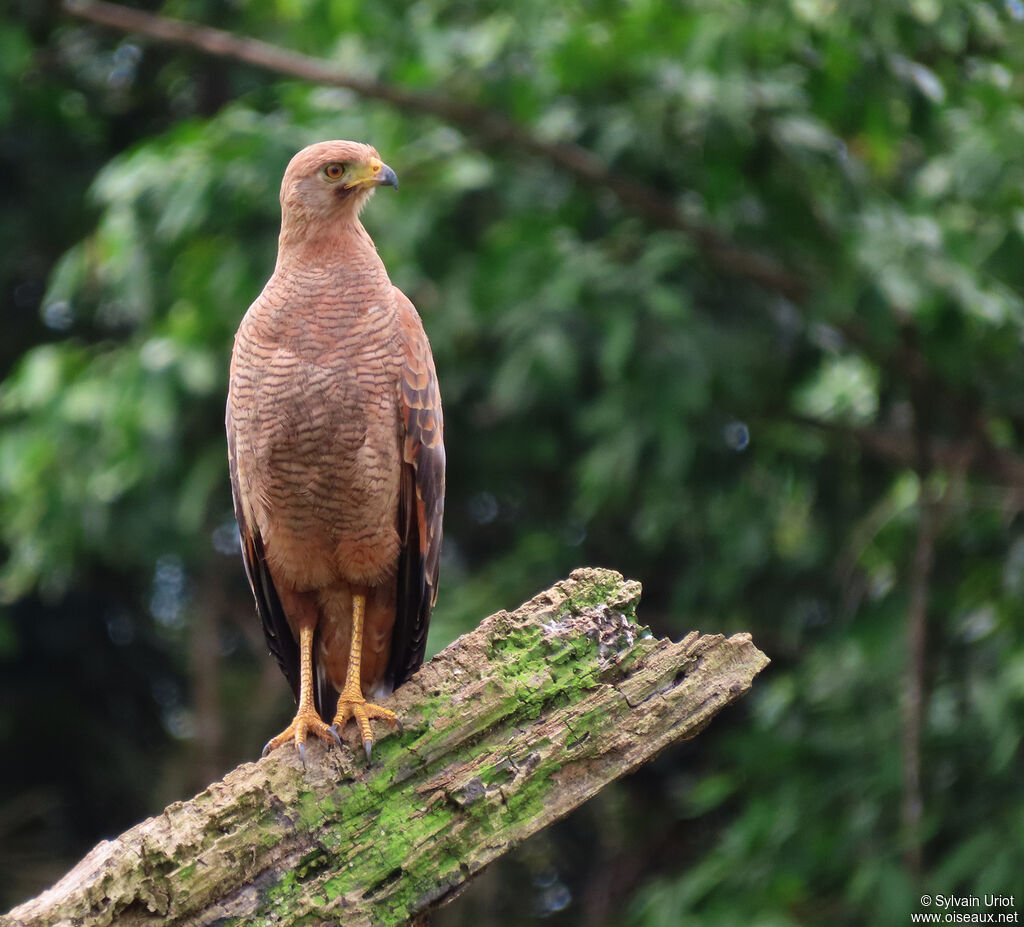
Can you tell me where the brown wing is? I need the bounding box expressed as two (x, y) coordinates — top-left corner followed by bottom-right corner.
(387, 287), (445, 690)
(226, 401), (301, 703)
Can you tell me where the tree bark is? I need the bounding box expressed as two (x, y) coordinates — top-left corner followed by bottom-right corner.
(4, 568), (769, 927)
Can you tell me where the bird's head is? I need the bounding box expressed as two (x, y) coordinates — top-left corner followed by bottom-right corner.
(279, 140), (398, 230)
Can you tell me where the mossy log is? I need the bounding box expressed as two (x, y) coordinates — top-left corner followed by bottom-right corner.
(5, 568), (769, 927)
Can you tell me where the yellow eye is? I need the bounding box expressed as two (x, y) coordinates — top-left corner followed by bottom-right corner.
(324, 163), (344, 180)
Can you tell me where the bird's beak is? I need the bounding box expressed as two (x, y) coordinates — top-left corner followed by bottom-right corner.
(344, 158), (399, 191)
(375, 162), (399, 190)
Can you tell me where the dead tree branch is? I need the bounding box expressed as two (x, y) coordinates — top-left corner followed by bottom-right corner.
(4, 568), (768, 927)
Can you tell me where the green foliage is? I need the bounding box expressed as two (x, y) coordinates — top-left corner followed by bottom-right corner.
(2, 0), (1023, 922)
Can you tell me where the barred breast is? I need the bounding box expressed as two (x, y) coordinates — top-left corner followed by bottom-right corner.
(228, 262), (404, 591)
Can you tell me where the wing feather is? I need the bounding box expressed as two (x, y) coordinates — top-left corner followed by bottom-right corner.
(388, 288), (445, 689)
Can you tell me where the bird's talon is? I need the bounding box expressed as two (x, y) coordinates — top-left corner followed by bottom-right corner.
(262, 706), (339, 759)
(332, 693), (397, 758)
(330, 726), (344, 749)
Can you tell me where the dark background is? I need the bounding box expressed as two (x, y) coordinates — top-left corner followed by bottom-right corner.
(2, 1), (1023, 923)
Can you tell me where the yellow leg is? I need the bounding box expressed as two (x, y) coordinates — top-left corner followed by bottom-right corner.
(263, 623), (342, 764)
(332, 590), (397, 760)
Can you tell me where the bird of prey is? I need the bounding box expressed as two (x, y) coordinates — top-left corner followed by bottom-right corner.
(226, 140), (444, 761)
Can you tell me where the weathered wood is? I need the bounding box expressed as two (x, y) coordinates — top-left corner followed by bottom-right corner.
(4, 568), (769, 927)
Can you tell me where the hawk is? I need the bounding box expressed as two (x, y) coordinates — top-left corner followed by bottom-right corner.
(226, 140), (444, 761)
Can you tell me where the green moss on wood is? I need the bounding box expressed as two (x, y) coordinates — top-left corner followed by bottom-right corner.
(5, 569), (768, 927)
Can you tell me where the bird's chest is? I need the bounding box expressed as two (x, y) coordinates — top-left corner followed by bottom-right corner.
(232, 295), (404, 529)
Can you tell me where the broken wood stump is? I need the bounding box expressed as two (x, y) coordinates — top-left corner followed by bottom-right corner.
(4, 567), (770, 927)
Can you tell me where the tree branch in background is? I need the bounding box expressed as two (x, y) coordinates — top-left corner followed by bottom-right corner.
(901, 476), (937, 880)
(189, 567), (227, 789)
(62, 0), (807, 303)
(900, 334), (960, 880)
(4, 569), (769, 927)
(66, 0), (1024, 481)
(794, 416), (1024, 496)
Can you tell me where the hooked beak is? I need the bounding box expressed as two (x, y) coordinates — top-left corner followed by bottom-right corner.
(376, 162), (399, 190)
(344, 158), (399, 191)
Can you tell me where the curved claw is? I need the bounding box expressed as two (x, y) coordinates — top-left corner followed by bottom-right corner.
(262, 705), (339, 761)
(332, 692), (398, 760)
(329, 725), (344, 749)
